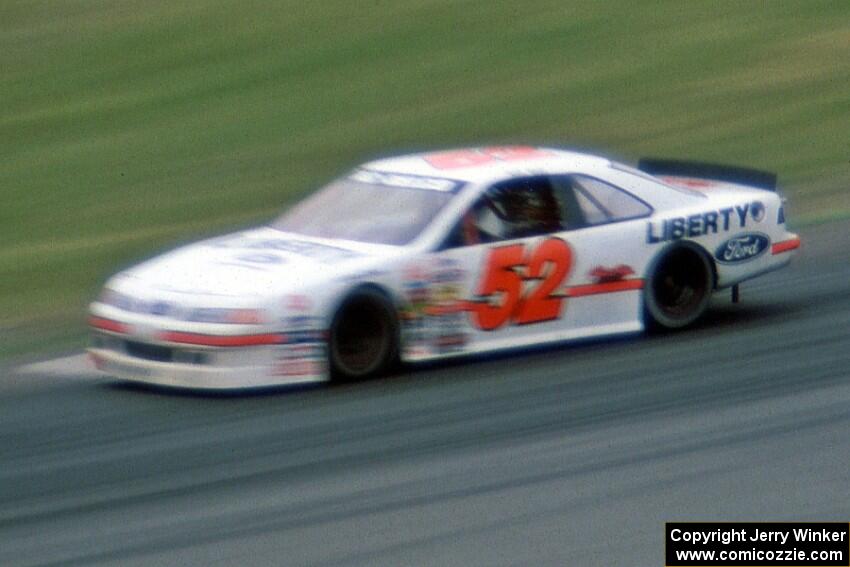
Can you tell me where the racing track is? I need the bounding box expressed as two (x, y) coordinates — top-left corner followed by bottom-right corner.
(1, 220), (848, 567)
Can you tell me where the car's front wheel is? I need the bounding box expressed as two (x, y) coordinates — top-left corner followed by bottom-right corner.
(644, 244), (714, 330)
(329, 287), (399, 381)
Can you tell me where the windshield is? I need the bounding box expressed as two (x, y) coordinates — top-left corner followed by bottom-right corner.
(271, 170), (461, 245)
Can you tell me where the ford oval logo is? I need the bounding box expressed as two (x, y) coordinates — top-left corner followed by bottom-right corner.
(150, 301), (173, 316)
(715, 233), (770, 264)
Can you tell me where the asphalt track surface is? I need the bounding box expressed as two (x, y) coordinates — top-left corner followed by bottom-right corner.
(2, 220), (849, 567)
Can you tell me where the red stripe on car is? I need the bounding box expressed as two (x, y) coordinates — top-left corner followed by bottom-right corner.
(157, 331), (285, 347)
(89, 316), (130, 334)
(565, 279), (644, 297)
(771, 236), (801, 255)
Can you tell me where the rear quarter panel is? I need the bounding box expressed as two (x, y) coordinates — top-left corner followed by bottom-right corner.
(643, 182), (796, 288)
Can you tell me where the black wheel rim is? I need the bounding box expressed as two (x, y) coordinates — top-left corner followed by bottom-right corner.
(652, 250), (708, 319)
(332, 298), (389, 376)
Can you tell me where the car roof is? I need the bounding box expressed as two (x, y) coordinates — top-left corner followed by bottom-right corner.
(362, 146), (613, 184)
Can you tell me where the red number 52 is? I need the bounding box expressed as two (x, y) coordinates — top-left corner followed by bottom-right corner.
(469, 238), (573, 331)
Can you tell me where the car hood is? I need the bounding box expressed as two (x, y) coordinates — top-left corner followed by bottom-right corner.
(112, 228), (397, 299)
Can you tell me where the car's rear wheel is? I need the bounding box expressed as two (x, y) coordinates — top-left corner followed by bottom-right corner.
(644, 244), (714, 330)
(329, 288), (398, 381)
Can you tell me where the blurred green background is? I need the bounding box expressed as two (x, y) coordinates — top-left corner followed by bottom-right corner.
(2, 0), (848, 359)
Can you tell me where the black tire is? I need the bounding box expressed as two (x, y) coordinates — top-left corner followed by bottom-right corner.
(328, 288), (399, 381)
(644, 244), (714, 330)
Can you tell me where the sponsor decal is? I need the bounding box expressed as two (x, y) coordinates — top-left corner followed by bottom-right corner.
(647, 202), (765, 244)
(285, 294), (312, 312)
(149, 301), (173, 316)
(339, 269), (387, 283)
(432, 262), (464, 284)
(210, 235), (362, 263)
(401, 257), (469, 355)
(224, 309), (265, 324)
(283, 316), (324, 332)
(588, 264), (634, 283)
(103, 294), (188, 319)
(349, 169), (463, 193)
(184, 308), (222, 323)
(647, 207), (743, 244)
(424, 147), (553, 170)
(660, 176), (716, 189)
(283, 330), (325, 343)
(750, 200), (766, 222)
(714, 233), (770, 264)
(183, 308), (265, 324)
(234, 253), (285, 264)
(273, 334), (326, 377)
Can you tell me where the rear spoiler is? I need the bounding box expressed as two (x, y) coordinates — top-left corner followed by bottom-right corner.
(637, 158), (777, 191)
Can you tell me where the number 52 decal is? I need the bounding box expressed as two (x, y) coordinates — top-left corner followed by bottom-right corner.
(467, 238), (573, 331)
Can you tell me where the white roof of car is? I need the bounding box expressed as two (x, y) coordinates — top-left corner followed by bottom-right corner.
(363, 146), (612, 184)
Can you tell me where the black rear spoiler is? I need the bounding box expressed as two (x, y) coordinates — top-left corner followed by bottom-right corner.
(637, 158), (777, 191)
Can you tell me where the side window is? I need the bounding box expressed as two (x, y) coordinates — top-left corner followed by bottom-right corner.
(442, 176), (579, 248)
(570, 175), (652, 224)
(482, 177), (564, 239)
(573, 189), (608, 225)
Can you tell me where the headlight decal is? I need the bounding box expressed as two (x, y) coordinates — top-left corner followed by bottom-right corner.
(96, 290), (267, 325)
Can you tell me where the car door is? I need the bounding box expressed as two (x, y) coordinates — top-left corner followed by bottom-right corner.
(542, 174), (654, 340)
(401, 173), (652, 360)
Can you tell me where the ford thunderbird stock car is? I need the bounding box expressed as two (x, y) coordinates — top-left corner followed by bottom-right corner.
(88, 147), (800, 389)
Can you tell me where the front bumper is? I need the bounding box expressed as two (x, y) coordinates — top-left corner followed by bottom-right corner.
(88, 347), (324, 389)
(88, 316), (328, 389)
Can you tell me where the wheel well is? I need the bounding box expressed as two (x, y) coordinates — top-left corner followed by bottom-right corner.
(330, 283), (401, 361)
(642, 241), (717, 331)
(647, 241), (717, 290)
(335, 283), (399, 316)
(699, 245), (718, 290)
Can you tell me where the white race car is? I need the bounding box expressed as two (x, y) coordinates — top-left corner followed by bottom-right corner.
(89, 147), (800, 389)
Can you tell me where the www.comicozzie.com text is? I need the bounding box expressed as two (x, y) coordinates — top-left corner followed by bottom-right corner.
(670, 527), (847, 546)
